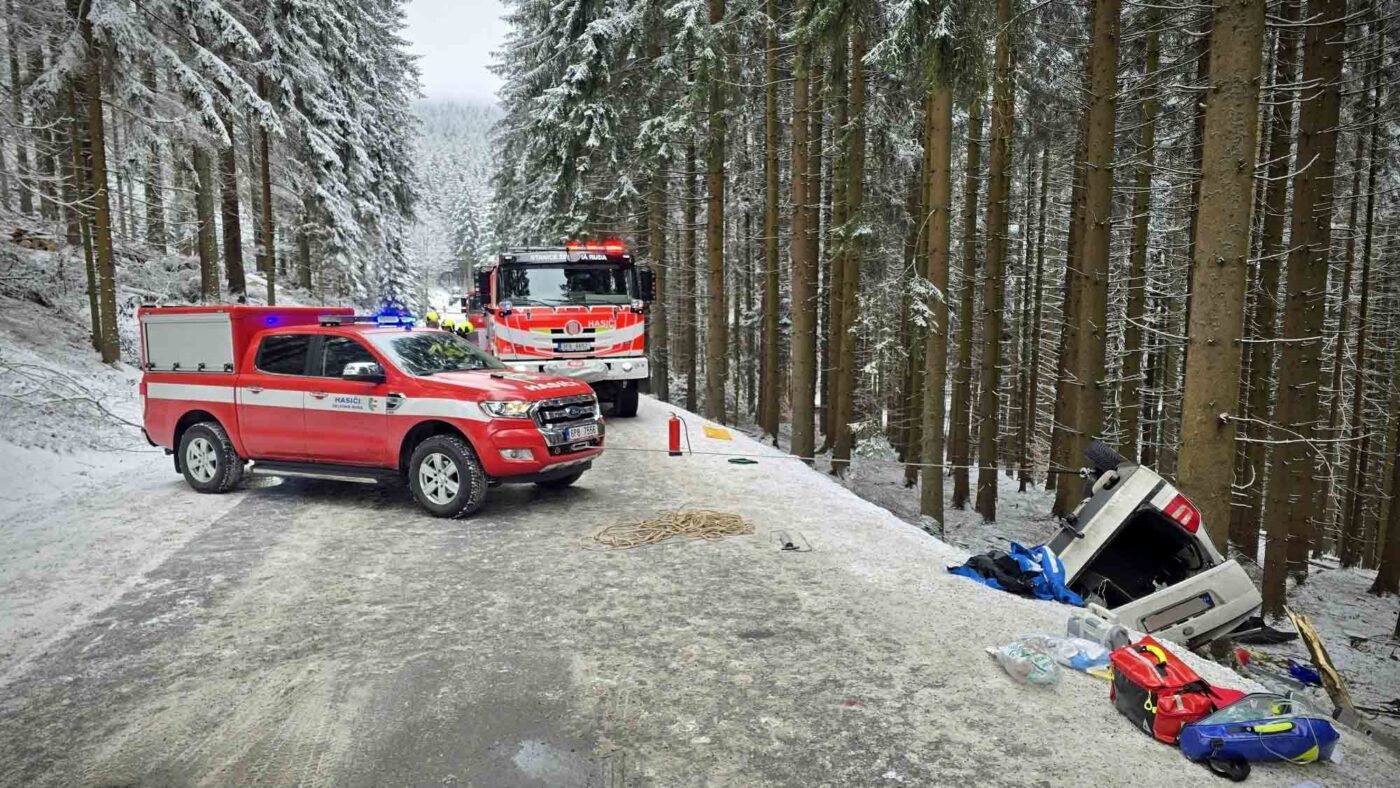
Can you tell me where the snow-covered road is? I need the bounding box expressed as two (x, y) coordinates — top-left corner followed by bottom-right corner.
(1, 397), (1395, 786)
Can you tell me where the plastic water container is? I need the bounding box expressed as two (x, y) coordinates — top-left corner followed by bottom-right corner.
(1067, 605), (1130, 650)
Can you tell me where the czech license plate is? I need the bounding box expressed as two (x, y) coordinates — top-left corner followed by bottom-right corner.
(558, 341), (591, 352)
(565, 423), (600, 441)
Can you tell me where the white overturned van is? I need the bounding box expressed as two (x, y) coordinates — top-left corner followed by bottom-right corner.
(1049, 443), (1262, 648)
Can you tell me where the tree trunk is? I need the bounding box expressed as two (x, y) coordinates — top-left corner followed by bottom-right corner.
(1176, 0), (1267, 558)
(648, 169), (669, 401)
(1341, 43), (1382, 567)
(1064, 0), (1120, 523)
(258, 77), (276, 305)
(67, 85), (99, 352)
(79, 6), (118, 364)
(703, 0), (727, 422)
(193, 147), (220, 301)
(1261, 0), (1346, 617)
(974, 0), (1015, 521)
(1120, 20), (1159, 462)
(9, 1), (32, 217)
(1372, 334), (1400, 594)
(950, 95), (983, 508)
(1235, 0), (1297, 560)
(1011, 150), (1034, 480)
(1050, 107), (1089, 505)
(142, 65), (167, 253)
(904, 108), (932, 489)
(760, 0), (780, 441)
(789, 0), (817, 463)
(832, 26), (867, 475)
(297, 192), (315, 290)
(647, 7), (670, 403)
(1021, 145), (1050, 492)
(30, 47), (59, 222)
(220, 113), (246, 299)
(744, 210), (756, 417)
(823, 47), (847, 448)
(59, 85), (81, 248)
(683, 139), (699, 413)
(917, 84), (953, 528)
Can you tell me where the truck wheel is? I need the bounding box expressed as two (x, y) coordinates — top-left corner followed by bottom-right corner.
(409, 434), (488, 518)
(535, 470), (584, 490)
(614, 384), (639, 418)
(178, 421), (243, 493)
(1084, 440), (1128, 475)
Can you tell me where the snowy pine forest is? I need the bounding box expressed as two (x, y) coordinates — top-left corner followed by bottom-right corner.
(1, 0), (1399, 637)
(486, 0), (1400, 629)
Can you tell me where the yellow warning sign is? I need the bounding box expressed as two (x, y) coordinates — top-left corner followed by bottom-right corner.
(702, 425), (733, 441)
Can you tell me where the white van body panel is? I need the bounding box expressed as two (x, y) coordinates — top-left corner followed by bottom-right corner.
(1052, 459), (1262, 648)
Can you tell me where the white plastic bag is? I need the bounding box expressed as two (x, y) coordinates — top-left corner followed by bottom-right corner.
(989, 637), (1062, 685)
(1041, 635), (1111, 672)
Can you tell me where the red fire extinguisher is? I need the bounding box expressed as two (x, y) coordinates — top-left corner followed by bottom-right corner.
(668, 414), (683, 456)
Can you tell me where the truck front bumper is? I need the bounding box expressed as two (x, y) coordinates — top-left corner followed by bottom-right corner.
(477, 416), (604, 479)
(504, 356), (648, 383)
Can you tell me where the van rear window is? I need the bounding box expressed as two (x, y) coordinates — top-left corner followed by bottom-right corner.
(256, 335), (312, 375)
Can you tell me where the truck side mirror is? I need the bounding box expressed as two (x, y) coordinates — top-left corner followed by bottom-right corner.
(638, 268), (655, 302)
(342, 361), (385, 383)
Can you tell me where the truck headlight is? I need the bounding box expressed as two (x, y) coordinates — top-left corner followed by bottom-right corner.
(481, 400), (534, 419)
(620, 361), (634, 372)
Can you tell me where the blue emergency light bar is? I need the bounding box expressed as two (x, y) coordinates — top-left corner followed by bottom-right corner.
(319, 312), (417, 328)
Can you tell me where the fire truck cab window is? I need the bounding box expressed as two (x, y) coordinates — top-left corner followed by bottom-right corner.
(255, 334), (313, 375)
(319, 337), (376, 377)
(499, 265), (633, 306)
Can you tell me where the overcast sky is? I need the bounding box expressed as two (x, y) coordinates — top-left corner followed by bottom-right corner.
(404, 0), (508, 104)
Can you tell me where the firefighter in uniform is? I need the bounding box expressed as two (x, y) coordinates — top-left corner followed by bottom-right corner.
(425, 310), (441, 328)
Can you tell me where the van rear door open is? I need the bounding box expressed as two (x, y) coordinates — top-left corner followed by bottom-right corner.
(1051, 461), (1262, 647)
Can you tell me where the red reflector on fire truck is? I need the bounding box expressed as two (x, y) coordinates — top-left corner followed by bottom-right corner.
(1162, 493), (1200, 533)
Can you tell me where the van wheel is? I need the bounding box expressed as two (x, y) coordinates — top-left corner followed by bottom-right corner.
(613, 384), (639, 418)
(178, 421), (243, 493)
(409, 434), (488, 518)
(536, 470), (584, 490)
(1084, 441), (1127, 475)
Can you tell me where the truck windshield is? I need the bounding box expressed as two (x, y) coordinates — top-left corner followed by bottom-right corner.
(498, 265), (634, 306)
(369, 331), (504, 376)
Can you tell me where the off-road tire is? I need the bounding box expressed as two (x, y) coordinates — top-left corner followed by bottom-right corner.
(535, 470), (584, 490)
(1084, 440), (1127, 475)
(178, 421), (243, 493)
(408, 434), (488, 518)
(613, 384), (639, 418)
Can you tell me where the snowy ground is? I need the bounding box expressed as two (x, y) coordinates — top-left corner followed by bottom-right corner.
(1, 388), (1398, 783)
(735, 417), (1400, 746)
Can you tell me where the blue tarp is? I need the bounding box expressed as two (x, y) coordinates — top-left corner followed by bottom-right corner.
(948, 542), (1085, 606)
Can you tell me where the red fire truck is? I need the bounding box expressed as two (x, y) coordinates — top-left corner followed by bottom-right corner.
(474, 241), (653, 417)
(138, 305), (604, 518)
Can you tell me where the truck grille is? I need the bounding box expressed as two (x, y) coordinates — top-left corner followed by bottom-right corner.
(532, 394), (603, 453)
(534, 394), (599, 427)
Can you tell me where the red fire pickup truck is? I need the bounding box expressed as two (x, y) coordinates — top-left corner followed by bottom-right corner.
(138, 305), (604, 518)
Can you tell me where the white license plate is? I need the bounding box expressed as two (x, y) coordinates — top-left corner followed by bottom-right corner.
(565, 423), (599, 441)
(557, 341), (591, 352)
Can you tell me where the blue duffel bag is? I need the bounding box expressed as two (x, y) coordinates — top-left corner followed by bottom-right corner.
(1179, 693), (1340, 769)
